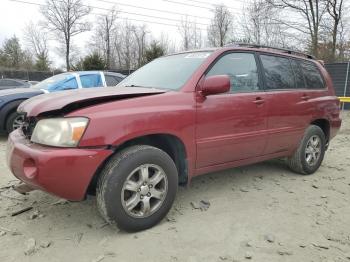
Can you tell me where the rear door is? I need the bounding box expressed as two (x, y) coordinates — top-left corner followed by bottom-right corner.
(259, 54), (313, 154)
(196, 52), (269, 168)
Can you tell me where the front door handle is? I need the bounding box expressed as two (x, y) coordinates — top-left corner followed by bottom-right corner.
(253, 97), (265, 105)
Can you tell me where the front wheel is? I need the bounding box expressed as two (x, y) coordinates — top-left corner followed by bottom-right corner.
(96, 145), (178, 232)
(287, 125), (326, 175)
(6, 111), (24, 133)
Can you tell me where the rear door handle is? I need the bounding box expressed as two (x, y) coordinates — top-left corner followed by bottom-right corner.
(253, 97), (265, 105)
(301, 94), (310, 101)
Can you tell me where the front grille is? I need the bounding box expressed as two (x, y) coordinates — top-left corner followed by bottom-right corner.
(21, 116), (37, 139)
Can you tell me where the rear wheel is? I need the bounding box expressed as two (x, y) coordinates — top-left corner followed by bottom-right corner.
(96, 145), (178, 232)
(6, 111), (24, 133)
(287, 125), (326, 175)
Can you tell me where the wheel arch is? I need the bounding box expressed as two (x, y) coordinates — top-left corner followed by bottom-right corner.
(310, 118), (330, 144)
(87, 133), (189, 196)
(0, 99), (27, 132)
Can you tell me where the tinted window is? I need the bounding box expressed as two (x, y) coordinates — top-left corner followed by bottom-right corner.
(300, 61), (324, 89)
(0, 79), (22, 87)
(290, 59), (305, 89)
(207, 53), (259, 92)
(260, 55), (295, 89)
(80, 74), (103, 88)
(105, 75), (122, 86)
(0, 80), (7, 86)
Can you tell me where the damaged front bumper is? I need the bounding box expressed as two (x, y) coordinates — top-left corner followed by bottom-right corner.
(7, 129), (113, 201)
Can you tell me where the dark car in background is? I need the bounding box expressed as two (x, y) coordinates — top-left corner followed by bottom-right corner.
(0, 78), (32, 90)
(0, 71), (125, 133)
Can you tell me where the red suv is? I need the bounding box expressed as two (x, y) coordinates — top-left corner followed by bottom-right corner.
(7, 45), (341, 231)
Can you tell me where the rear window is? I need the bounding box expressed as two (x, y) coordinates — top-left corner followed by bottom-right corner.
(300, 61), (325, 89)
(105, 75), (122, 86)
(260, 55), (295, 89)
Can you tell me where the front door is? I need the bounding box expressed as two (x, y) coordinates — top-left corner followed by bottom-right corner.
(195, 52), (268, 168)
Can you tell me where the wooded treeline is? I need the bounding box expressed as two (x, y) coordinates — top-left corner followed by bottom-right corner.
(0, 0), (349, 72)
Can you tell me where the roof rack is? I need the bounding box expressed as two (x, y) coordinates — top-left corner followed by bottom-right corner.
(225, 42), (315, 59)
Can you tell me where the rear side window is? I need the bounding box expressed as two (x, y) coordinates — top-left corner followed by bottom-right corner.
(260, 55), (295, 89)
(80, 74), (103, 88)
(105, 74), (122, 86)
(300, 61), (325, 89)
(290, 59), (305, 89)
(207, 52), (260, 92)
(0, 79), (22, 87)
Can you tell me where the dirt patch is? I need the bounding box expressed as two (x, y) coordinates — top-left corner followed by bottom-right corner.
(1, 112), (350, 262)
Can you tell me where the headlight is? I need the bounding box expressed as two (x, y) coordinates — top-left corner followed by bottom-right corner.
(31, 117), (89, 147)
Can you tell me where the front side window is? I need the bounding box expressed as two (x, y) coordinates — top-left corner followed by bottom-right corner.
(300, 61), (325, 89)
(260, 54), (295, 90)
(80, 74), (103, 88)
(119, 51), (212, 90)
(33, 73), (75, 91)
(206, 52), (260, 92)
(49, 77), (78, 92)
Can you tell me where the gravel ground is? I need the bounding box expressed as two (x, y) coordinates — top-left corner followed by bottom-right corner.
(0, 112), (350, 262)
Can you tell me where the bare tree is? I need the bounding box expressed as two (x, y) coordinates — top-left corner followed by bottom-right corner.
(91, 8), (118, 69)
(40, 0), (91, 70)
(207, 4), (233, 47)
(268, 0), (327, 57)
(325, 0), (345, 61)
(241, 1), (288, 47)
(113, 21), (138, 70)
(159, 32), (177, 54)
(178, 16), (202, 50)
(23, 21), (50, 70)
(132, 25), (148, 67)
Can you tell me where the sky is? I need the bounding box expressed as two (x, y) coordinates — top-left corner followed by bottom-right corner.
(0, 0), (246, 68)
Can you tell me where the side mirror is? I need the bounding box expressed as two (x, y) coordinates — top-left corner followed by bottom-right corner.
(201, 75), (230, 96)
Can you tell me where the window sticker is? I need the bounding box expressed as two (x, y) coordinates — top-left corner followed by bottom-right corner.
(184, 53), (211, 59)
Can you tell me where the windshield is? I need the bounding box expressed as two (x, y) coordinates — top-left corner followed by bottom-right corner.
(32, 73), (75, 91)
(118, 51), (213, 90)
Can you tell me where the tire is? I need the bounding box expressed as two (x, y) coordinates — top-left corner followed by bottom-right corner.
(96, 145), (178, 232)
(287, 125), (326, 175)
(6, 111), (24, 133)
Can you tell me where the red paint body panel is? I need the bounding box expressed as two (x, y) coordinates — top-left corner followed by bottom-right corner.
(195, 91), (268, 168)
(7, 47), (342, 201)
(7, 130), (113, 200)
(18, 86), (165, 117)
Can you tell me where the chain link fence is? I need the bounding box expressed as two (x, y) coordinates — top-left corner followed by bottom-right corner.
(0, 69), (62, 81)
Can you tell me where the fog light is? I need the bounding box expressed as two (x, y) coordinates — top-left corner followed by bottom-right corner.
(23, 159), (37, 179)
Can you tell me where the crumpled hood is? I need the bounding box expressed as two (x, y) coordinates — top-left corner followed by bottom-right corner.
(18, 86), (166, 117)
